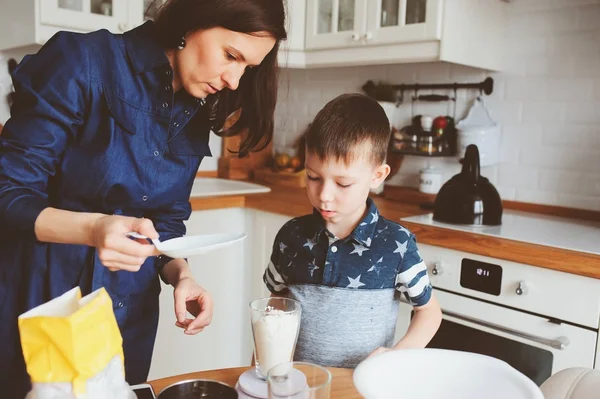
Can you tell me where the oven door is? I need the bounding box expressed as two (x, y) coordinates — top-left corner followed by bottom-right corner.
(395, 289), (598, 386)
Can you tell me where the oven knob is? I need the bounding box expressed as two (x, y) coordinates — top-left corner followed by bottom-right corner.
(516, 281), (528, 295)
(431, 262), (443, 276)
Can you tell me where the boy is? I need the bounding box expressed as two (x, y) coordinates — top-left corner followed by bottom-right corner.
(263, 93), (442, 368)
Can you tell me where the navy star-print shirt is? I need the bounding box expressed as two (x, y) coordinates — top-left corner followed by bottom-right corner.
(263, 198), (432, 306)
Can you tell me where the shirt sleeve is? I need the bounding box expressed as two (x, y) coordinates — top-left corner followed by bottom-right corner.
(263, 228), (288, 294)
(148, 198), (192, 273)
(395, 234), (432, 306)
(0, 32), (89, 240)
(146, 170), (195, 274)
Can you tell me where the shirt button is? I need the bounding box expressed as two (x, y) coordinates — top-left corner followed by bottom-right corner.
(165, 70), (171, 76)
(153, 150), (160, 157)
(331, 246), (338, 253)
(142, 195), (148, 201)
(165, 85), (172, 91)
(162, 102), (169, 108)
(173, 122), (179, 127)
(184, 110), (191, 115)
(117, 302), (124, 308)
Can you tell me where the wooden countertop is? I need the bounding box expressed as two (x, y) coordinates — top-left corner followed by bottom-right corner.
(149, 366), (359, 398)
(191, 182), (600, 280)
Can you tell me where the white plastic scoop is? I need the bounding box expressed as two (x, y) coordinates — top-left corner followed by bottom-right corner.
(127, 231), (247, 258)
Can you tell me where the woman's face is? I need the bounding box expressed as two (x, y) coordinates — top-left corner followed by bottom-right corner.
(167, 27), (276, 98)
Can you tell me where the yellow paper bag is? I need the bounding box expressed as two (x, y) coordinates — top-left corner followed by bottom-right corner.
(18, 287), (135, 399)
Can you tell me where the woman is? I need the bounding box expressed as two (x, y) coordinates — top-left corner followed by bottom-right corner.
(0, 0), (286, 395)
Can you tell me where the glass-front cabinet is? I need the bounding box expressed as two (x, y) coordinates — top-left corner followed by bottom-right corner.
(305, 0), (368, 49)
(366, 0), (442, 45)
(40, 0), (141, 34)
(305, 0), (443, 50)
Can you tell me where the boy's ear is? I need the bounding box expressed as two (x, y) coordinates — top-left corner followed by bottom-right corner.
(371, 163), (391, 189)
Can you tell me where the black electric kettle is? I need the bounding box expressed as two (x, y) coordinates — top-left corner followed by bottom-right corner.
(433, 144), (502, 226)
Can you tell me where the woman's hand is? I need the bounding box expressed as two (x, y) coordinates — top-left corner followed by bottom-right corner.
(173, 277), (214, 335)
(90, 215), (159, 272)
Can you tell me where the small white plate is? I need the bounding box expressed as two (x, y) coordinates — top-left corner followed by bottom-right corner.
(128, 232), (247, 258)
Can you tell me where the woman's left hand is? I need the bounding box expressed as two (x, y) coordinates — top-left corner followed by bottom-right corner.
(173, 277), (213, 335)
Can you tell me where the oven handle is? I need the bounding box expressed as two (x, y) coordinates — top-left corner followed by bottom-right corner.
(442, 308), (571, 350)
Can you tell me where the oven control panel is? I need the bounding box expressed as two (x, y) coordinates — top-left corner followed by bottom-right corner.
(460, 258), (503, 296)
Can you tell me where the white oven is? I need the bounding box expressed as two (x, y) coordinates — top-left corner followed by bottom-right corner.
(395, 244), (600, 386)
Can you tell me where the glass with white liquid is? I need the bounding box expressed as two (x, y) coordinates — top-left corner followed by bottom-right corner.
(250, 297), (301, 380)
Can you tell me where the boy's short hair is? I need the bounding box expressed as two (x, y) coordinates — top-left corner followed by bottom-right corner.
(304, 93), (391, 166)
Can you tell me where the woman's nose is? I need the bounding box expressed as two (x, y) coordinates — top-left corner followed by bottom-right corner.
(221, 65), (244, 91)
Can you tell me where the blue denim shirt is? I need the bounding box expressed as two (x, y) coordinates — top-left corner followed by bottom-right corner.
(0, 22), (210, 393)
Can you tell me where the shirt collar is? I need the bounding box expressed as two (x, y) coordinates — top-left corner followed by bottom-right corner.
(311, 197), (380, 248)
(123, 21), (170, 74)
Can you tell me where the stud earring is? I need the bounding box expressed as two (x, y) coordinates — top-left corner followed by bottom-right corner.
(177, 37), (186, 50)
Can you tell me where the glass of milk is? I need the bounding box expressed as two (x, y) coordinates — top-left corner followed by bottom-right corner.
(250, 297), (301, 380)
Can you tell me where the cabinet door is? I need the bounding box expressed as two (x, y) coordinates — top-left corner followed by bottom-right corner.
(249, 210), (290, 300)
(305, 0), (368, 50)
(40, 0), (133, 33)
(365, 0), (443, 45)
(148, 207), (250, 379)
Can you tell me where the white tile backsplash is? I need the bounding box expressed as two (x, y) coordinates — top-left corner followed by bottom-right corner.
(271, 0), (600, 211)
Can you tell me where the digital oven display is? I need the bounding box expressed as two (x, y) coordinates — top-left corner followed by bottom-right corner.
(460, 258), (503, 296)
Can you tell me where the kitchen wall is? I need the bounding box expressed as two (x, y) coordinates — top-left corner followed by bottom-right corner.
(274, 0), (600, 211)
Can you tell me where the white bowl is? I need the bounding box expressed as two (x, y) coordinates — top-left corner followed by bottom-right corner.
(353, 349), (544, 399)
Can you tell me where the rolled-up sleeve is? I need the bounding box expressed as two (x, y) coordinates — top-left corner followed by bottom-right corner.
(0, 32), (89, 240)
(148, 198), (191, 271)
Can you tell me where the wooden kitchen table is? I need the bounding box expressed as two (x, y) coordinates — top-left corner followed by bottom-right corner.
(149, 366), (361, 398)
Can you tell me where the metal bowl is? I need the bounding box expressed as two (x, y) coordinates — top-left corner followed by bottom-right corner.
(156, 379), (238, 399)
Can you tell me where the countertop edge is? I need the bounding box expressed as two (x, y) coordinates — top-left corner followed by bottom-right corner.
(190, 184), (600, 280)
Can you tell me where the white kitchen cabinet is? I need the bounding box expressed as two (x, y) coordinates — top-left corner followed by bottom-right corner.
(278, 0), (308, 68)
(247, 209), (290, 300)
(305, 0), (368, 50)
(0, 0), (144, 51)
(148, 207), (251, 380)
(287, 0), (506, 71)
(306, 0), (442, 49)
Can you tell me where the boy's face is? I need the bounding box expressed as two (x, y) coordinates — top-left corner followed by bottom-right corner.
(305, 142), (390, 232)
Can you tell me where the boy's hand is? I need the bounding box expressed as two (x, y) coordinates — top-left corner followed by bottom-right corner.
(368, 347), (392, 358)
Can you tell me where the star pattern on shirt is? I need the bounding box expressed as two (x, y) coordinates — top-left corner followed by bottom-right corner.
(398, 225), (411, 238)
(279, 242), (287, 253)
(365, 237), (372, 247)
(308, 261), (320, 277)
(367, 256), (384, 274)
(394, 240), (408, 256)
(347, 274), (366, 288)
(370, 212), (379, 224)
(303, 235), (317, 250)
(350, 243), (369, 256)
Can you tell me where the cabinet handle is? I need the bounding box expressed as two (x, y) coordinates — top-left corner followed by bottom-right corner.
(362, 31), (373, 42)
(351, 32), (361, 42)
(118, 23), (128, 32)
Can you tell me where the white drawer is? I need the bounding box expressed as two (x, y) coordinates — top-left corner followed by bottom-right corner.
(418, 244), (600, 329)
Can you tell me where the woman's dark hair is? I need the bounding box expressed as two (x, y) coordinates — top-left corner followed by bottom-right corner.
(152, 0), (287, 156)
